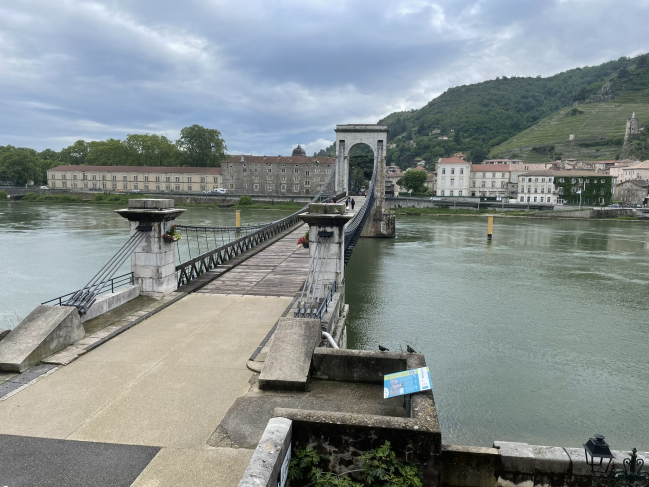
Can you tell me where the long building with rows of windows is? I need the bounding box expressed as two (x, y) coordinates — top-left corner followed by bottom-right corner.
(518, 171), (613, 205)
(221, 147), (335, 196)
(47, 165), (223, 193)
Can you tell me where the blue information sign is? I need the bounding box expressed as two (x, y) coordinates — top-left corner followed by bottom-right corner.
(383, 367), (433, 399)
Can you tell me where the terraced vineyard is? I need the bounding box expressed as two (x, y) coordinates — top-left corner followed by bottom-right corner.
(492, 90), (649, 162)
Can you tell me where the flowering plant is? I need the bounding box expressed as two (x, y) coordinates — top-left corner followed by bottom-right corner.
(162, 225), (181, 243)
(297, 231), (309, 248)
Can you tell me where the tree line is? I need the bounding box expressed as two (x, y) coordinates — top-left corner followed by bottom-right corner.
(0, 125), (227, 186)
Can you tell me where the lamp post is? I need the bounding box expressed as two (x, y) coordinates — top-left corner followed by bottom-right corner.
(584, 435), (648, 487)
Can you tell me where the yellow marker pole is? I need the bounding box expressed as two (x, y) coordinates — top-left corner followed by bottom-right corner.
(487, 215), (493, 241)
(235, 209), (241, 228)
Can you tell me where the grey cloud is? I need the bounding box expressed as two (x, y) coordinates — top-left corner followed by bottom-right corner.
(0, 0), (648, 155)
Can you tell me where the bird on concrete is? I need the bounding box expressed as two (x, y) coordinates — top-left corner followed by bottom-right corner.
(406, 345), (416, 353)
(378, 345), (389, 352)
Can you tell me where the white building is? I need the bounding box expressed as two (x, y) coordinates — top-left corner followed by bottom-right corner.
(620, 160), (649, 183)
(469, 164), (510, 198)
(517, 171), (557, 204)
(436, 157), (471, 197)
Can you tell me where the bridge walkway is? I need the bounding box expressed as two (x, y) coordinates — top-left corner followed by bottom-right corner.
(0, 202), (363, 486)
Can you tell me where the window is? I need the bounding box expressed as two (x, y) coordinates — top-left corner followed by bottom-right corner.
(253, 184), (259, 190)
(156, 185), (160, 190)
(243, 183), (248, 189)
(294, 168), (299, 173)
(123, 175), (127, 181)
(62, 174), (66, 180)
(491, 181), (495, 188)
(83, 174), (88, 180)
(542, 178), (545, 182)
(601, 179), (605, 183)
(187, 185), (192, 191)
(541, 187), (545, 193)
(559, 178), (564, 183)
(293, 184), (299, 191)
(281, 176), (286, 182)
(101, 175), (106, 181)
(482, 173), (486, 178)
(472, 181), (476, 187)
(442, 168), (446, 175)
(166, 176), (171, 183)
(294, 177), (299, 182)
(533, 196), (537, 202)
(200, 177), (205, 183)
(156, 176), (160, 182)
(144, 184), (149, 190)
(493, 173), (496, 178)
(451, 168), (455, 175)
(558, 188), (564, 194)
(243, 168), (247, 173)
(450, 190), (454, 196)
(123, 183), (128, 189)
(175, 185), (180, 191)
(165, 185), (171, 190)
(527, 196), (530, 202)
(534, 187), (538, 193)
(187, 177), (192, 183)
(305, 180), (310, 186)
(450, 178), (455, 186)
(520, 196), (524, 202)
(481, 181), (485, 188)
(459, 178), (463, 186)
(175, 177), (180, 183)
(458, 191), (463, 196)
(534, 178), (538, 182)
(572, 178), (576, 183)
(73, 174), (78, 180)
(112, 183), (117, 189)
(267, 168), (272, 173)
(133, 176), (138, 182)
(540, 197), (544, 202)
(254, 168), (258, 173)
(281, 184), (286, 191)
(460, 168), (464, 175)
(281, 168), (286, 173)
(134, 184), (139, 190)
(229, 166), (233, 173)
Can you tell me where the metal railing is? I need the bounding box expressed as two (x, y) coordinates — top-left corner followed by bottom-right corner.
(42, 272), (134, 307)
(294, 231), (334, 319)
(343, 166), (377, 265)
(175, 170), (336, 286)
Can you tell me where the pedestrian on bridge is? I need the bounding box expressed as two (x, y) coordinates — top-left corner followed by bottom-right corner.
(351, 198), (355, 210)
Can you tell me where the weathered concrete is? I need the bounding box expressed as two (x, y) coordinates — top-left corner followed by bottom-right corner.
(311, 348), (411, 383)
(80, 284), (140, 323)
(441, 445), (500, 487)
(0, 329), (10, 341)
(0, 305), (84, 372)
(237, 417), (292, 487)
(258, 317), (321, 391)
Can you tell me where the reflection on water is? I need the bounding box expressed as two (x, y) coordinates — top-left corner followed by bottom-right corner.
(345, 216), (649, 451)
(0, 202), (293, 330)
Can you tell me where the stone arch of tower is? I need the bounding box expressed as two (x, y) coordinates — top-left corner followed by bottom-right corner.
(334, 124), (395, 237)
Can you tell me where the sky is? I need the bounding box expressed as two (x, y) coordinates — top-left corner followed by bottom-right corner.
(1, 0), (649, 156)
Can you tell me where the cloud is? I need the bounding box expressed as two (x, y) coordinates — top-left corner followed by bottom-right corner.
(0, 0), (648, 154)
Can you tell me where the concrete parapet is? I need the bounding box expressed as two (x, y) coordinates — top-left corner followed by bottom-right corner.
(0, 305), (84, 372)
(258, 317), (321, 391)
(311, 348), (413, 383)
(237, 417), (292, 487)
(80, 285), (140, 323)
(0, 329), (10, 342)
(441, 445), (499, 487)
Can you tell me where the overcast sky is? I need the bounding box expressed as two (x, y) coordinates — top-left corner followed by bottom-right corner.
(1, 0), (648, 155)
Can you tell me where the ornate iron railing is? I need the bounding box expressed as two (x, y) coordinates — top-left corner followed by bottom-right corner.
(294, 231), (333, 318)
(42, 272), (135, 307)
(343, 165), (377, 265)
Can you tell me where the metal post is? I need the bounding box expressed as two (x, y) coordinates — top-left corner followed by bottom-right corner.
(488, 216), (493, 241)
(405, 394), (411, 418)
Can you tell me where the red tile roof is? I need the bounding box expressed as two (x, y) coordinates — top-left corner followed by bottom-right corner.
(439, 157), (468, 164)
(471, 164), (511, 172)
(48, 165), (222, 174)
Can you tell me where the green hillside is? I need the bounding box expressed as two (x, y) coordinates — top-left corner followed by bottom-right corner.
(317, 53), (649, 167)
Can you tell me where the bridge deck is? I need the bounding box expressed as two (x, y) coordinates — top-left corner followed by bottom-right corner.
(0, 203), (364, 486)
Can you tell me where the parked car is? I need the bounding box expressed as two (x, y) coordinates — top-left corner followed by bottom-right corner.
(214, 188), (228, 194)
(608, 203), (621, 208)
(131, 189), (141, 193)
(203, 190), (212, 194)
(39, 186), (49, 190)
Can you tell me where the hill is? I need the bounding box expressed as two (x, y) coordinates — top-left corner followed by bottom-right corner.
(317, 53), (649, 167)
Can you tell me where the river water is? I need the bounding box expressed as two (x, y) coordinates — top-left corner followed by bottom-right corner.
(345, 216), (649, 451)
(2, 203), (648, 450)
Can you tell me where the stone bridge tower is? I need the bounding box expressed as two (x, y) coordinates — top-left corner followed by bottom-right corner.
(334, 124), (395, 238)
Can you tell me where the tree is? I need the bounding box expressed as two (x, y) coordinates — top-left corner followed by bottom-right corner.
(124, 134), (180, 166)
(0, 148), (44, 185)
(401, 169), (427, 193)
(85, 139), (133, 166)
(470, 144), (488, 163)
(60, 140), (90, 165)
(176, 125), (227, 167)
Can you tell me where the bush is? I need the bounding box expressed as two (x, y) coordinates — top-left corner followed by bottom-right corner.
(0, 190), (7, 201)
(239, 195), (253, 205)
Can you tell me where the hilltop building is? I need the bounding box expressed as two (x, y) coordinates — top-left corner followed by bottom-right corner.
(46, 165), (222, 193)
(625, 112), (641, 143)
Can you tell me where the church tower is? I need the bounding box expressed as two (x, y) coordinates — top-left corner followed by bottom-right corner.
(625, 112), (640, 143)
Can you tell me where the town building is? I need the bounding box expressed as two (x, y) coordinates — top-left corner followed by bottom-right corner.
(436, 157), (471, 197)
(469, 164), (510, 199)
(615, 179), (649, 206)
(620, 160), (649, 183)
(518, 170), (613, 205)
(221, 146), (335, 196)
(426, 171), (436, 193)
(47, 165), (223, 193)
(385, 165), (405, 195)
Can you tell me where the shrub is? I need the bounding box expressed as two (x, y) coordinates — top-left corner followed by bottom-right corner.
(239, 195), (253, 205)
(0, 190), (7, 200)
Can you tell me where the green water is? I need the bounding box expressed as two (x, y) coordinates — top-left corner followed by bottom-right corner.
(345, 216), (649, 451)
(0, 202), (293, 330)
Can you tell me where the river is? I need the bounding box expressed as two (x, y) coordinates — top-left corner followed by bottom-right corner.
(1, 203), (648, 450)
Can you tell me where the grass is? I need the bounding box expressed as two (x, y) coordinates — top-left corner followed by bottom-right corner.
(491, 94), (649, 161)
(231, 202), (304, 211)
(20, 192), (85, 203)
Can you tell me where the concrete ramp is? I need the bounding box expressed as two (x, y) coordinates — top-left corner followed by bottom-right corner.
(0, 305), (84, 372)
(259, 317), (320, 391)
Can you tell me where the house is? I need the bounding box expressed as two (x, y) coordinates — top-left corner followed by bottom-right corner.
(453, 153), (467, 160)
(469, 165), (511, 199)
(436, 157), (471, 197)
(518, 170), (614, 205)
(620, 160), (649, 183)
(615, 179), (649, 206)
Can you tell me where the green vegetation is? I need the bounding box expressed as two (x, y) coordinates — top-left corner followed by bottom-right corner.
(553, 175), (613, 205)
(401, 169), (427, 193)
(0, 124), (227, 188)
(0, 190), (8, 200)
(289, 442), (422, 487)
(91, 193), (148, 204)
(238, 195), (253, 206)
(20, 192), (84, 203)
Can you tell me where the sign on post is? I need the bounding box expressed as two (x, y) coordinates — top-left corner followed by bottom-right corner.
(278, 444), (291, 487)
(383, 367), (432, 399)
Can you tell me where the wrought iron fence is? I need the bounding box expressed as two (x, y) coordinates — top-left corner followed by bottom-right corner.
(42, 272), (135, 307)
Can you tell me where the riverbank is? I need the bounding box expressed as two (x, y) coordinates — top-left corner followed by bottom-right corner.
(11, 192), (305, 211)
(389, 206), (646, 220)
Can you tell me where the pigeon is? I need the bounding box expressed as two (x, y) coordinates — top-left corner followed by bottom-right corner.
(378, 345), (389, 352)
(406, 345), (416, 353)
